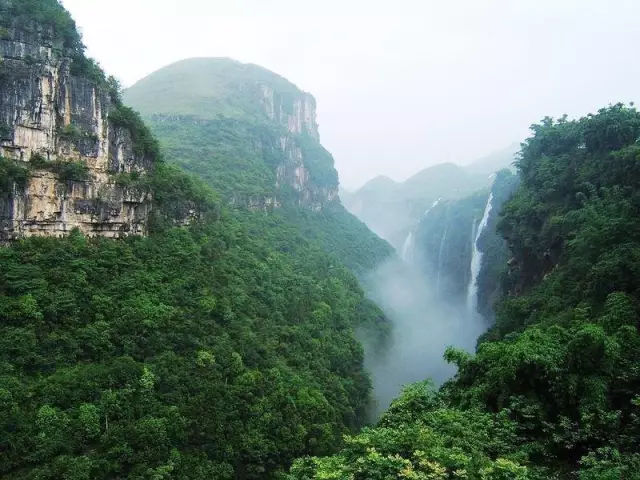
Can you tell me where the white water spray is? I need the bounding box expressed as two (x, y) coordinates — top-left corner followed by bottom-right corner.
(401, 231), (414, 262)
(467, 193), (493, 313)
(424, 197), (441, 216)
(436, 224), (448, 294)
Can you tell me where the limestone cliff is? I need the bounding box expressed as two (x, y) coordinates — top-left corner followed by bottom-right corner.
(123, 58), (339, 211)
(0, 11), (155, 241)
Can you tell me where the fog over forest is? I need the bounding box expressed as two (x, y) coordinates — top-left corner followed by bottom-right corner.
(2, 1), (639, 478)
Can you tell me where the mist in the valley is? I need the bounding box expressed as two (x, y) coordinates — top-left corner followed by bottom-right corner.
(360, 256), (488, 417)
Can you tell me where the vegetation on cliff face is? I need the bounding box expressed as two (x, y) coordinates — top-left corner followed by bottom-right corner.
(122, 58), (305, 122)
(0, 2), (392, 479)
(0, 156), (30, 196)
(124, 58), (391, 272)
(0, 0), (81, 49)
(475, 170), (520, 319)
(0, 165), (388, 479)
(290, 104), (640, 479)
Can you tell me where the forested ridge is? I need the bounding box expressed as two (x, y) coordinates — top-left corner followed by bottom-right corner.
(2, 2), (640, 479)
(290, 104), (640, 479)
(0, 1), (391, 478)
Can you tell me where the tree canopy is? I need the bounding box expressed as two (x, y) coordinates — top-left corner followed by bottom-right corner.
(288, 104), (640, 479)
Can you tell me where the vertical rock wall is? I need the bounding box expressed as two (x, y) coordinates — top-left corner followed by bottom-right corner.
(0, 24), (154, 241)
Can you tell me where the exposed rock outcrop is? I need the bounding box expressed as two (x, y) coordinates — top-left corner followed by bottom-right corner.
(0, 23), (154, 242)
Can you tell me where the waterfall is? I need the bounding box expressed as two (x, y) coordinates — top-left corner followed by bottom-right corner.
(401, 231), (414, 262)
(467, 193), (494, 313)
(424, 197), (441, 216)
(403, 198), (442, 264)
(436, 224), (448, 294)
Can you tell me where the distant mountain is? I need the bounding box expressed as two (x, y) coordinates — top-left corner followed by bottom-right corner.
(125, 58), (393, 272)
(464, 142), (519, 176)
(342, 161), (492, 248)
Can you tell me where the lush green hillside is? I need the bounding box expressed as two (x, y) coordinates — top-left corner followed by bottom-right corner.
(288, 105), (640, 479)
(124, 58), (393, 273)
(0, 180), (386, 479)
(123, 58), (302, 121)
(0, 2), (392, 479)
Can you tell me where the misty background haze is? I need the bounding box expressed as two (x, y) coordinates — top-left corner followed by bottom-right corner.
(361, 258), (488, 416)
(61, 0), (640, 189)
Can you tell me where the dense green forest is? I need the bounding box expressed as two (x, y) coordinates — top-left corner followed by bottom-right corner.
(0, 1), (392, 478)
(290, 104), (640, 479)
(4, 2), (640, 479)
(0, 181), (388, 478)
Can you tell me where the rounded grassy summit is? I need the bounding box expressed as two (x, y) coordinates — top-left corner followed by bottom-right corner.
(124, 57), (313, 123)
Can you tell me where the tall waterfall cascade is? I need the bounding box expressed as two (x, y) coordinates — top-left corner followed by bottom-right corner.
(402, 198), (443, 263)
(424, 197), (441, 216)
(466, 193), (494, 313)
(401, 231), (415, 262)
(436, 215), (449, 294)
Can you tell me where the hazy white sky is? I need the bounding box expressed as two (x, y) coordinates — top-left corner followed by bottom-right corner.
(61, 0), (639, 189)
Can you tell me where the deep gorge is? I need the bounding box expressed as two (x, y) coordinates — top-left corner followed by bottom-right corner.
(1, 1), (639, 479)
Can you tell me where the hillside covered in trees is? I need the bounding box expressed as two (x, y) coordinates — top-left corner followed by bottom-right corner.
(2, 2), (640, 480)
(289, 104), (640, 479)
(0, 1), (391, 478)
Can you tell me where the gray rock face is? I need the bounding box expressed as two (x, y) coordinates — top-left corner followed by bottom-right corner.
(0, 25), (154, 241)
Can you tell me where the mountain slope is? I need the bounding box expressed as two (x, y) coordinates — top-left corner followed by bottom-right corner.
(124, 57), (307, 122)
(464, 142), (519, 176)
(0, 3), (392, 479)
(343, 162), (494, 248)
(289, 104), (640, 479)
(124, 58), (392, 273)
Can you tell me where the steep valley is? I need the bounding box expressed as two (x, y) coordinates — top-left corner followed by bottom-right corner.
(1, 2), (640, 480)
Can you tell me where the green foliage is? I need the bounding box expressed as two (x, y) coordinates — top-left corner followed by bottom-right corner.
(109, 105), (161, 159)
(0, 156), (29, 196)
(69, 53), (107, 86)
(27, 154), (90, 184)
(447, 104), (640, 476)
(144, 115), (277, 200)
(28, 152), (48, 169)
(296, 133), (339, 189)
(122, 57), (305, 122)
(0, 152), (389, 478)
(147, 163), (221, 232)
(57, 124), (97, 145)
(287, 382), (535, 479)
(290, 104), (640, 479)
(0, 121), (13, 140)
(0, 207), (385, 478)
(47, 159), (90, 183)
(0, 0), (82, 50)
(281, 204), (393, 275)
(25, 155), (90, 183)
